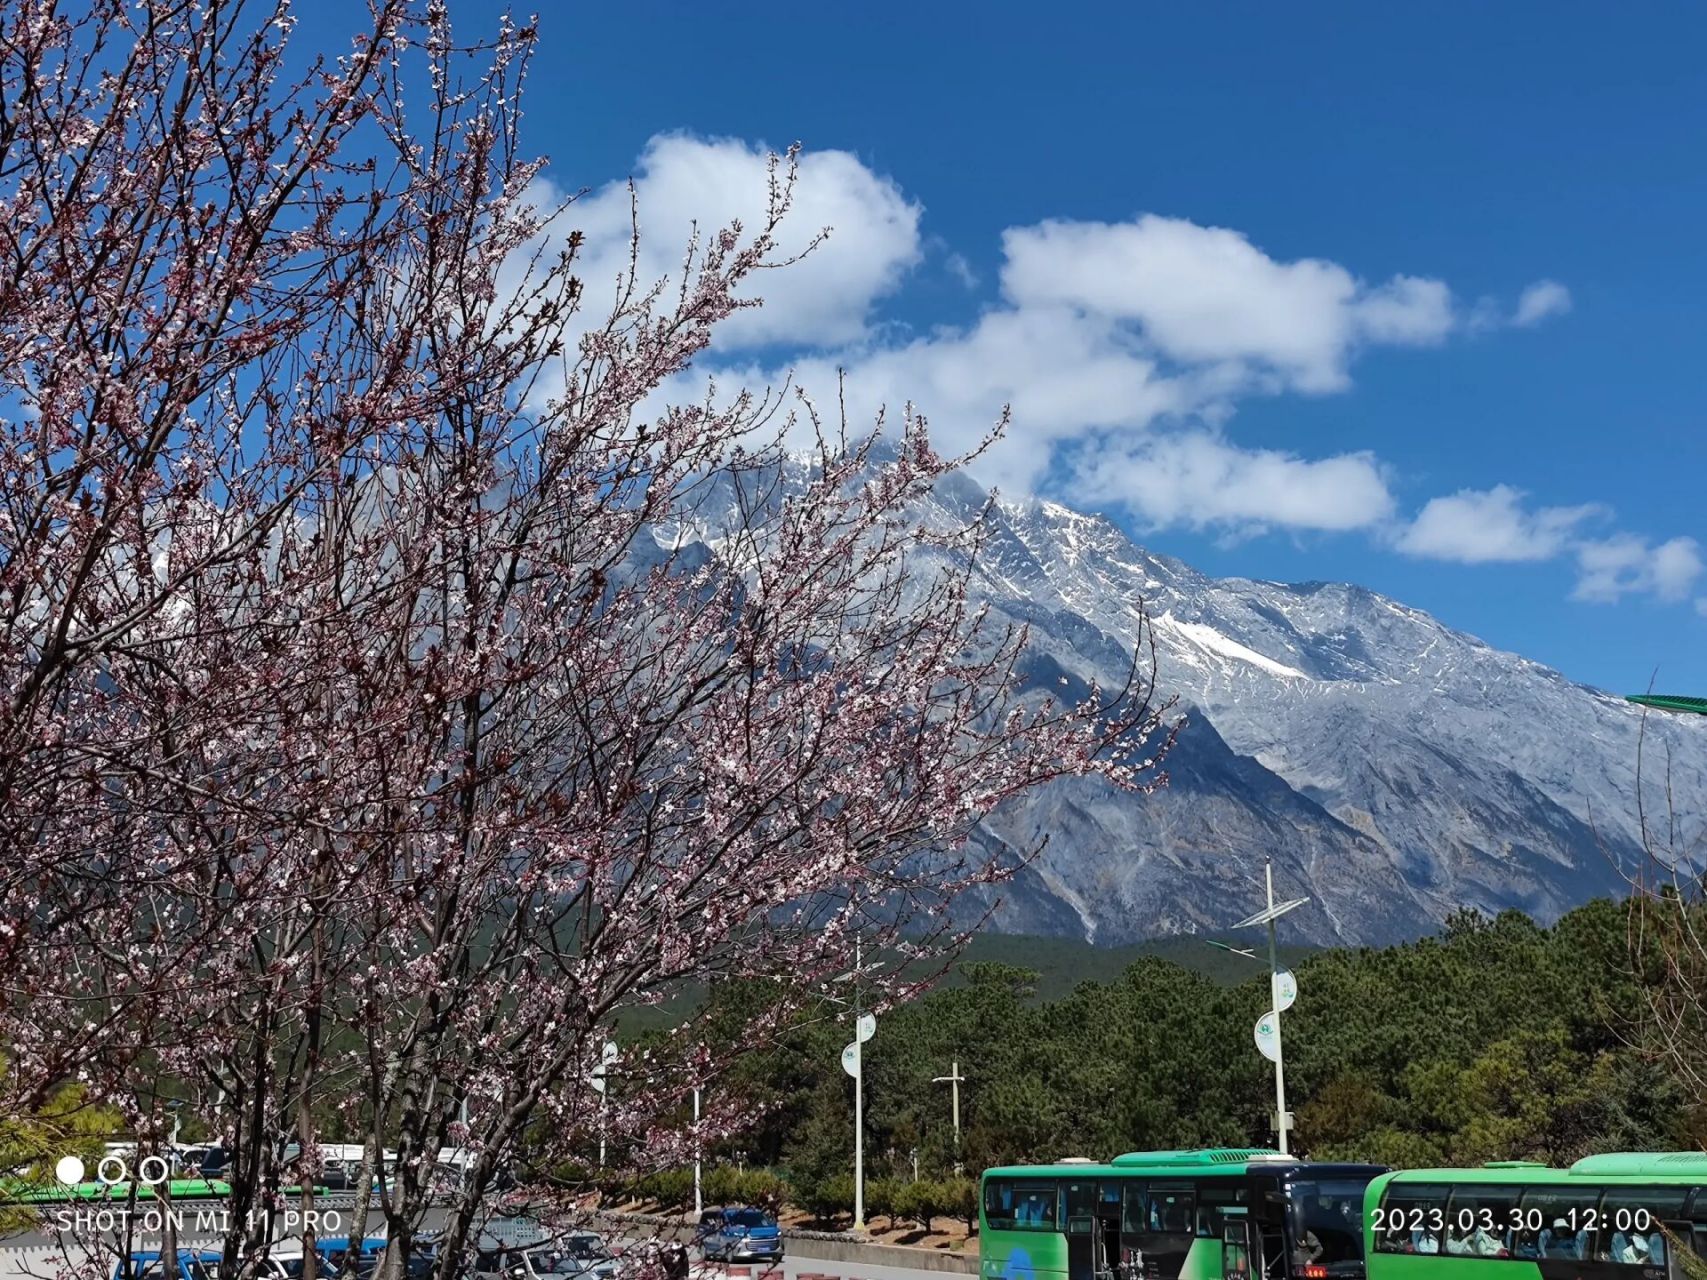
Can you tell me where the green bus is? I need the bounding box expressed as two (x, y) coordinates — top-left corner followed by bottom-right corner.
(0, 1177), (233, 1206)
(1362, 1155), (1707, 1280)
(980, 1149), (1389, 1280)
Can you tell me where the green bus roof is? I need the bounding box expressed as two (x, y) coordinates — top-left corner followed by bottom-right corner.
(1571, 1153), (1707, 1177)
(1626, 695), (1707, 716)
(1377, 1153), (1707, 1186)
(984, 1149), (1298, 1179)
(1113, 1149), (1290, 1168)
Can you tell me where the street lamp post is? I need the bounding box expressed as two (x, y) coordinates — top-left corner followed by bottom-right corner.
(591, 1041), (618, 1168)
(167, 1099), (184, 1154)
(830, 941), (879, 1233)
(1222, 861), (1308, 1154)
(693, 1084), (702, 1218)
(932, 1061), (965, 1174)
(852, 940), (870, 1231)
(854, 940), (863, 1231)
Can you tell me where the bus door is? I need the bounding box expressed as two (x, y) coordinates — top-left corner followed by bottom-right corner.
(1130, 1182), (1197, 1280)
(1253, 1185), (1289, 1280)
(1065, 1180), (1103, 1280)
(1097, 1182), (1124, 1280)
(1661, 1220), (1693, 1280)
(1222, 1215), (1254, 1280)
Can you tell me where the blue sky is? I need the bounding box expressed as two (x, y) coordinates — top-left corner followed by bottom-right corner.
(446, 2), (1705, 693)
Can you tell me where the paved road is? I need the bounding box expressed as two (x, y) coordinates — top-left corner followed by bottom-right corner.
(684, 1259), (968, 1280)
(0, 1211), (970, 1280)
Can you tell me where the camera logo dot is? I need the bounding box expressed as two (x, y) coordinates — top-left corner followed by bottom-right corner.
(55, 1156), (86, 1186)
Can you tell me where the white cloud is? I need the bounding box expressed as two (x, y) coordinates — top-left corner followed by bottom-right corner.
(999, 215), (1454, 393)
(1396, 485), (1603, 563)
(1573, 534), (1704, 603)
(570, 138), (1654, 581)
(1066, 432), (1395, 533)
(673, 306), (1187, 496)
(555, 134), (921, 350)
(1397, 486), (1697, 607)
(1512, 279), (1573, 328)
(944, 252), (979, 289)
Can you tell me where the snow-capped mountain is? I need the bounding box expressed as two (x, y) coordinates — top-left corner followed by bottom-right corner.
(914, 470), (1707, 946)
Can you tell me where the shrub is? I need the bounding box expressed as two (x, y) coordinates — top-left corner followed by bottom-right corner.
(629, 1167), (695, 1209)
(897, 1179), (958, 1232)
(866, 1177), (900, 1229)
(944, 1176), (979, 1231)
(800, 1173), (854, 1225)
(736, 1168), (787, 1209)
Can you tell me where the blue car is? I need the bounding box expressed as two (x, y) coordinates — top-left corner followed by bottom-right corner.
(317, 1236), (390, 1278)
(111, 1250), (221, 1280)
(695, 1207), (783, 1264)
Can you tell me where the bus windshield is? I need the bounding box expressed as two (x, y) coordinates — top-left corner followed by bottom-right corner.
(1289, 1179), (1374, 1273)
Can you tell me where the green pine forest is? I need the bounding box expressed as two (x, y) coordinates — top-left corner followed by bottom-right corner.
(625, 898), (1702, 1221)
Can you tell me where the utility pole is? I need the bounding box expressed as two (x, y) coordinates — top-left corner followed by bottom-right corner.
(1226, 861), (1306, 1155)
(931, 1061), (965, 1174)
(1264, 862), (1288, 1155)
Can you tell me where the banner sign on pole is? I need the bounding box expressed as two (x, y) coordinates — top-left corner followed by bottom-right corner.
(1271, 969), (1298, 1012)
(1254, 1011), (1281, 1063)
(841, 1042), (861, 1078)
(591, 1041), (618, 1094)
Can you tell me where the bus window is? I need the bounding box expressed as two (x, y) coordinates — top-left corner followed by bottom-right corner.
(1596, 1189), (1688, 1267)
(985, 1179), (1019, 1230)
(984, 1179), (1062, 1231)
(1519, 1189), (1600, 1260)
(1145, 1185), (1196, 1236)
(1199, 1185), (1249, 1238)
(1689, 1226), (1707, 1264)
(1443, 1186), (1518, 1258)
(1009, 1183), (1061, 1230)
(1290, 1180), (1371, 1270)
(1123, 1183), (1151, 1237)
(1065, 1182), (1099, 1235)
(1375, 1184), (1449, 1255)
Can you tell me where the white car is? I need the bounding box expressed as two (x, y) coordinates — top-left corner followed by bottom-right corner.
(472, 1235), (620, 1280)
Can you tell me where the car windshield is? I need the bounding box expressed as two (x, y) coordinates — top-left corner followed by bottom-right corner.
(530, 1249), (607, 1274)
(729, 1211), (771, 1229)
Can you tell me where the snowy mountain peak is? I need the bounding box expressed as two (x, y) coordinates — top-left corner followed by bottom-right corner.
(941, 486), (1707, 945)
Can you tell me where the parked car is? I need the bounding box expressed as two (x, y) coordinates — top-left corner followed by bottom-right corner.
(110, 1250), (221, 1280)
(172, 1145), (226, 1178)
(120, 1246), (311, 1280)
(695, 1207), (783, 1265)
(317, 1237), (389, 1279)
(472, 1233), (620, 1280)
(247, 1245), (309, 1279)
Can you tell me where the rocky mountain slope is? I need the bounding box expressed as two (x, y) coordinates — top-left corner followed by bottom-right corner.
(914, 471), (1707, 946)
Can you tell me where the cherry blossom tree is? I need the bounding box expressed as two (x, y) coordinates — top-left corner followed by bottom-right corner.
(0, 3), (1175, 1278)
